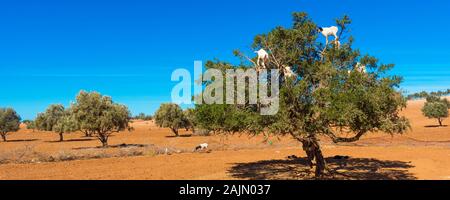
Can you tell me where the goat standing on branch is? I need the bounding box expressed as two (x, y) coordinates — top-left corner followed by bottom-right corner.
(255, 49), (269, 69)
(283, 66), (297, 78)
(355, 62), (367, 73)
(348, 63), (367, 74)
(318, 26), (339, 46)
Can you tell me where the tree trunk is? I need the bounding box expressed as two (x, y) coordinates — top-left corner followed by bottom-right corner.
(438, 118), (443, 126)
(301, 136), (327, 178)
(98, 134), (109, 148)
(83, 130), (92, 137)
(1, 134), (6, 142)
(59, 133), (64, 142)
(171, 128), (179, 137)
(101, 137), (108, 147)
(101, 140), (108, 148)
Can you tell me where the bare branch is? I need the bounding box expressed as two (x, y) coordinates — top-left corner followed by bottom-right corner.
(324, 128), (366, 143)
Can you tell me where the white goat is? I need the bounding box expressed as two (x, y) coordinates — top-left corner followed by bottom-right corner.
(349, 62), (367, 74)
(195, 143), (209, 151)
(255, 49), (269, 69)
(356, 62), (367, 73)
(284, 66), (297, 78)
(318, 26), (339, 46)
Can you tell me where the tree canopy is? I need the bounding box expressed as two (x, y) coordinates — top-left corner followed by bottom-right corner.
(52, 109), (79, 142)
(194, 12), (410, 177)
(422, 101), (449, 127)
(35, 104), (65, 132)
(0, 108), (21, 142)
(71, 91), (131, 147)
(154, 103), (188, 136)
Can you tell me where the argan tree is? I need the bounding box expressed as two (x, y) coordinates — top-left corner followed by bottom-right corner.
(194, 12), (410, 177)
(53, 110), (79, 142)
(35, 104), (65, 132)
(154, 103), (188, 137)
(71, 91), (131, 147)
(183, 108), (197, 132)
(0, 108), (21, 142)
(133, 113), (153, 121)
(23, 120), (36, 132)
(422, 101), (449, 126)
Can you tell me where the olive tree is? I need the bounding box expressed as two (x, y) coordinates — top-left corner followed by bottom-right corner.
(422, 102), (448, 126)
(52, 110), (79, 142)
(194, 12), (410, 177)
(23, 120), (36, 131)
(71, 91), (131, 147)
(183, 108), (197, 132)
(35, 104), (65, 132)
(0, 108), (21, 142)
(154, 103), (188, 137)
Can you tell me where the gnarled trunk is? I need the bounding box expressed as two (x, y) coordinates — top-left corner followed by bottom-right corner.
(301, 136), (327, 177)
(171, 128), (179, 137)
(98, 133), (109, 148)
(59, 132), (64, 142)
(83, 130), (93, 137)
(1, 133), (6, 142)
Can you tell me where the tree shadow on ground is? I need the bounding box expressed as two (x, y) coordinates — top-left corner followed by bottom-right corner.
(46, 138), (95, 143)
(5, 139), (39, 143)
(229, 157), (416, 180)
(165, 134), (193, 138)
(73, 143), (150, 150)
(424, 125), (448, 128)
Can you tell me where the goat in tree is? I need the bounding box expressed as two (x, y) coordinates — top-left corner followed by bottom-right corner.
(255, 49), (269, 69)
(283, 66), (297, 78)
(318, 26), (339, 46)
(356, 62), (367, 73)
(348, 63), (367, 74)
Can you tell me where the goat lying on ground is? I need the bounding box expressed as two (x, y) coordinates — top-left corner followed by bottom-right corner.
(318, 26), (339, 46)
(255, 49), (269, 69)
(195, 143), (209, 151)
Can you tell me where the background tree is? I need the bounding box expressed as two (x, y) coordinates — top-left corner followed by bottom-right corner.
(52, 109), (79, 142)
(154, 104), (188, 137)
(194, 12), (410, 177)
(422, 101), (449, 126)
(183, 108), (197, 133)
(0, 108), (21, 142)
(23, 120), (36, 132)
(133, 113), (153, 121)
(71, 91), (131, 147)
(35, 104), (65, 131)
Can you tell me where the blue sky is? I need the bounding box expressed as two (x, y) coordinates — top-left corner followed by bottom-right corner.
(0, 0), (449, 119)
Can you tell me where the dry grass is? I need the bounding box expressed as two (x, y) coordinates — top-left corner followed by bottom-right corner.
(0, 144), (191, 165)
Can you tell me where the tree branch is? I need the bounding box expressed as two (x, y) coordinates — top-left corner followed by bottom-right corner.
(236, 51), (257, 67)
(324, 128), (366, 143)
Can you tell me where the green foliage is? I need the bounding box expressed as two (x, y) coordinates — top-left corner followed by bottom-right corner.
(194, 12), (410, 177)
(183, 108), (197, 132)
(35, 104), (65, 131)
(71, 91), (131, 147)
(133, 113), (153, 121)
(154, 103), (188, 136)
(23, 120), (36, 130)
(422, 101), (449, 126)
(0, 108), (21, 142)
(53, 109), (79, 141)
(408, 89), (450, 101)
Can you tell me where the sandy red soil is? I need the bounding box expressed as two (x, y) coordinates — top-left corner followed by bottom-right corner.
(0, 100), (449, 180)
